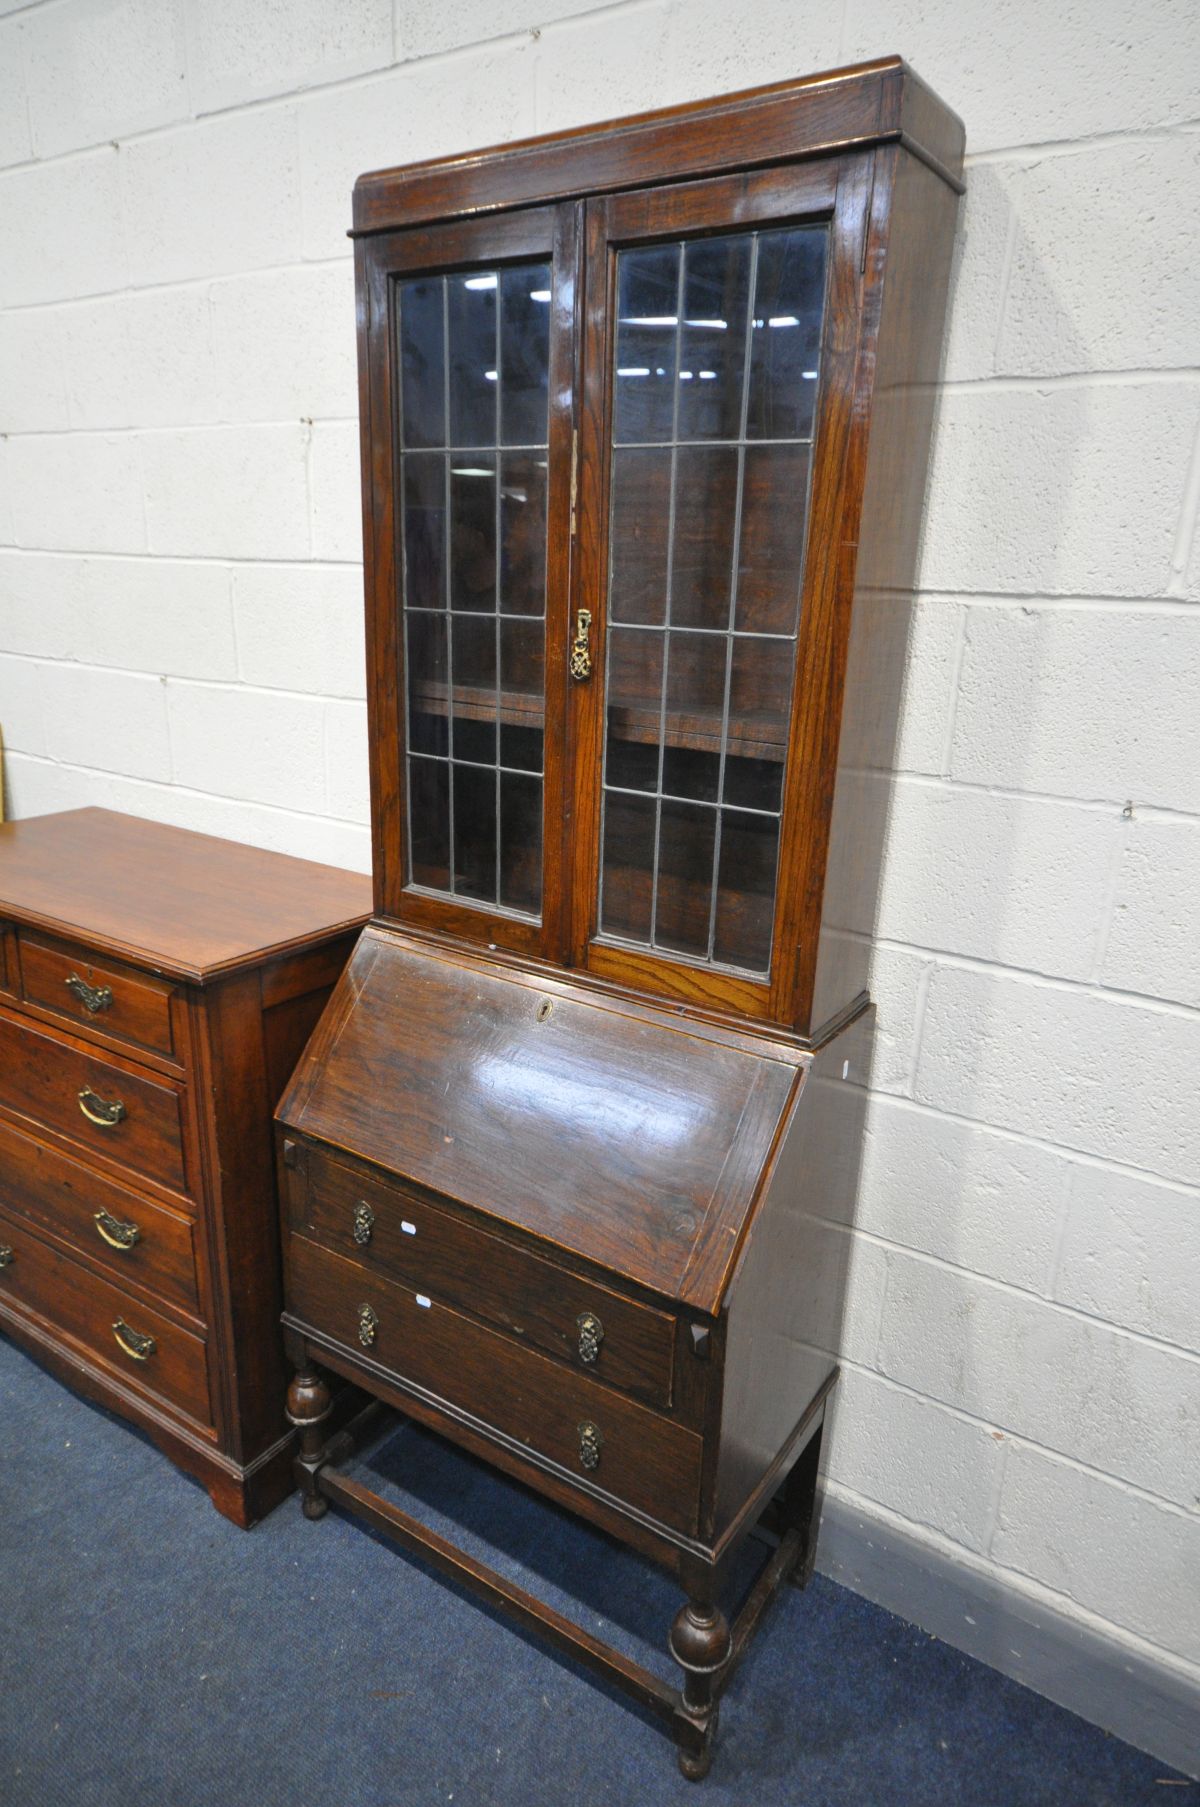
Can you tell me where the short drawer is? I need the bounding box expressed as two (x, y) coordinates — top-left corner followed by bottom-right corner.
(287, 1233), (702, 1536)
(0, 1208), (211, 1425)
(19, 931), (177, 1063)
(292, 1145), (676, 1411)
(0, 1010), (189, 1199)
(0, 1118), (200, 1318)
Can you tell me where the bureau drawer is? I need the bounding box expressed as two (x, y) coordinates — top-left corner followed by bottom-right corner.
(288, 1233), (702, 1536)
(0, 1011), (189, 1198)
(0, 1118), (200, 1318)
(0, 1208), (211, 1425)
(19, 931), (177, 1063)
(293, 1146), (676, 1411)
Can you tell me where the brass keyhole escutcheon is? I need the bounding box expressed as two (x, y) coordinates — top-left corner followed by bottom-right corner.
(578, 1421), (603, 1471)
(569, 608), (592, 681)
(358, 1303), (379, 1348)
(577, 1311), (604, 1364)
(353, 1201), (375, 1246)
(0, 1246), (14, 1270)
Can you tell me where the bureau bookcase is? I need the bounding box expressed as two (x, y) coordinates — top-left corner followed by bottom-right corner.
(278, 57), (963, 1776)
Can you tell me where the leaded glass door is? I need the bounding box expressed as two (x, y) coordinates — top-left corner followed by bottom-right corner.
(572, 163), (844, 1017)
(365, 205), (577, 957)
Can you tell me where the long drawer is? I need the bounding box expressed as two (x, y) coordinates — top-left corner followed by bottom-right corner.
(0, 1010), (189, 1198)
(287, 1232), (703, 1536)
(0, 1207), (211, 1425)
(18, 930), (178, 1064)
(0, 1117), (200, 1318)
(291, 1145), (677, 1410)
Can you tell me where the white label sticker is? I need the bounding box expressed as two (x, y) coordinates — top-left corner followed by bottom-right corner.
(415, 1294), (431, 1309)
(401, 1220), (416, 1236)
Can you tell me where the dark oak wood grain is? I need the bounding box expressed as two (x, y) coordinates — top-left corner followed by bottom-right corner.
(282, 57), (963, 1778)
(289, 1141), (679, 1411)
(287, 1233), (704, 1534)
(280, 926), (801, 1311)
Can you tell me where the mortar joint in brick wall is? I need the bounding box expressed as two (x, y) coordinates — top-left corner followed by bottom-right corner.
(819, 1218), (1200, 1366)
(1167, 410), (1200, 598)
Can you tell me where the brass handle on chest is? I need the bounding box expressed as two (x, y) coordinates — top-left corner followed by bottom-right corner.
(78, 1088), (126, 1129)
(569, 609), (593, 681)
(352, 1201), (375, 1246)
(94, 1209), (141, 1251)
(112, 1318), (156, 1362)
(577, 1311), (604, 1364)
(0, 1246), (14, 1270)
(577, 1421), (603, 1471)
(65, 974), (113, 1015)
(358, 1303), (379, 1348)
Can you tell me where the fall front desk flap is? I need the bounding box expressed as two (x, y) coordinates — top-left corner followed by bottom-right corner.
(278, 927), (808, 1315)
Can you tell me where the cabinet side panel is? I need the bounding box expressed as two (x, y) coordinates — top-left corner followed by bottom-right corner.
(194, 948), (349, 1468)
(809, 151), (961, 1038)
(714, 1007), (873, 1542)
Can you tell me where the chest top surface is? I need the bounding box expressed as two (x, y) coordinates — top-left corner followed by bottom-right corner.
(0, 809), (371, 982)
(279, 926), (806, 1311)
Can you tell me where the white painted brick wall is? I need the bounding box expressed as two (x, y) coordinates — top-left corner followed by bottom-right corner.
(0, 0), (1197, 1703)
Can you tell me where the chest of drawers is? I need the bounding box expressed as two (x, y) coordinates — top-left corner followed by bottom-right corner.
(0, 808), (370, 1525)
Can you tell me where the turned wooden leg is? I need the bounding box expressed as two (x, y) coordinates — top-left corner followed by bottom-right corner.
(286, 1364), (333, 1520)
(669, 1597), (731, 1782)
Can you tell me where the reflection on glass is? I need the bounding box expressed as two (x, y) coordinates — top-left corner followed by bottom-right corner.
(599, 222), (829, 976)
(396, 260), (552, 918)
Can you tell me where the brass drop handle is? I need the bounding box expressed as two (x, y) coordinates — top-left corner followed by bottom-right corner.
(358, 1303), (379, 1348)
(569, 608), (593, 681)
(78, 1088), (126, 1128)
(352, 1201), (375, 1246)
(578, 1421), (603, 1471)
(577, 1311), (604, 1364)
(0, 1246), (14, 1270)
(94, 1209), (141, 1251)
(112, 1318), (156, 1362)
(65, 974), (113, 1015)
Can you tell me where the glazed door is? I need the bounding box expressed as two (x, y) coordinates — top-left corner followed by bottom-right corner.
(570, 155), (871, 1022)
(360, 204), (579, 956)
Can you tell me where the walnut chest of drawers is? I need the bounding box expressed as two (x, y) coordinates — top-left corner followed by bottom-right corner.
(0, 807), (370, 1525)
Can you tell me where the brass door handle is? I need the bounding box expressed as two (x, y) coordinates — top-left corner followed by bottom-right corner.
(112, 1318), (156, 1361)
(352, 1201), (374, 1246)
(577, 1311), (604, 1364)
(78, 1088), (126, 1128)
(578, 1421), (603, 1471)
(0, 1246), (14, 1270)
(569, 608), (593, 681)
(65, 974), (113, 1014)
(94, 1209), (141, 1251)
(358, 1303), (378, 1348)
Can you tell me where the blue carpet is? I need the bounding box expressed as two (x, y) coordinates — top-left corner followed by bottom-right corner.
(0, 1335), (1193, 1806)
